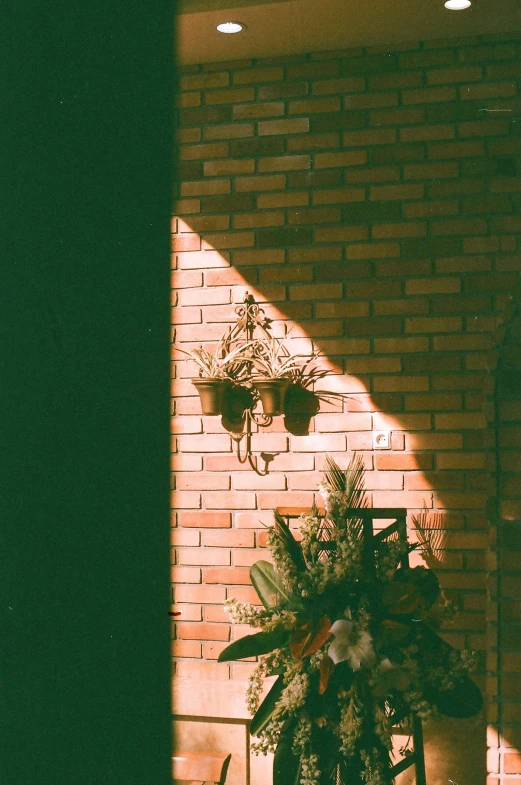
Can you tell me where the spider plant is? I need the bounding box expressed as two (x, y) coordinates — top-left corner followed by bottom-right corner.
(176, 329), (255, 380)
(250, 335), (308, 379)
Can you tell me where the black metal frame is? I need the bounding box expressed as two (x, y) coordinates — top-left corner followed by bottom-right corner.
(278, 506), (427, 785)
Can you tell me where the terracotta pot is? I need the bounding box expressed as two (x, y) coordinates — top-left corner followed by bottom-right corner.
(192, 378), (228, 416)
(254, 378), (291, 417)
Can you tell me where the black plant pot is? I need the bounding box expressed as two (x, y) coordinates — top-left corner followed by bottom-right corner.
(192, 378), (228, 416)
(254, 378), (291, 417)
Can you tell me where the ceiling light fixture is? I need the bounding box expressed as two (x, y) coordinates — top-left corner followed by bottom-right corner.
(444, 0), (471, 8)
(216, 21), (245, 34)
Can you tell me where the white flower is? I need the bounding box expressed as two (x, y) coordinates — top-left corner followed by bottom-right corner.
(328, 619), (376, 671)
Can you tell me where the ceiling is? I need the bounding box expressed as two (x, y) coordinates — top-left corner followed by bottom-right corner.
(177, 0), (521, 65)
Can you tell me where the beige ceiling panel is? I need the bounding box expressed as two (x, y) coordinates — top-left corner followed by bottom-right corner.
(177, 0), (521, 65)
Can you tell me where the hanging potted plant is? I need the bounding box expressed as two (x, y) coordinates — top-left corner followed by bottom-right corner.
(251, 335), (307, 417)
(175, 330), (254, 416)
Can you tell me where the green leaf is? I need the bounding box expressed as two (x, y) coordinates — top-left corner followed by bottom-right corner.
(250, 675), (285, 736)
(250, 560), (291, 608)
(424, 677), (483, 718)
(218, 628), (288, 663)
(273, 511), (307, 572)
(273, 721), (300, 785)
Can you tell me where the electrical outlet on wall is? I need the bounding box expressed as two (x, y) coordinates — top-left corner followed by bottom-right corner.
(373, 430), (391, 449)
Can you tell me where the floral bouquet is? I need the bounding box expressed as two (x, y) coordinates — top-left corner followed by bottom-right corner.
(218, 455), (483, 785)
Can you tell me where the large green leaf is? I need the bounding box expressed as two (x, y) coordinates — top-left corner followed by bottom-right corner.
(416, 623), (483, 718)
(250, 675), (284, 736)
(424, 677), (483, 718)
(250, 560), (291, 608)
(273, 511), (307, 572)
(273, 722), (300, 785)
(217, 628), (288, 663)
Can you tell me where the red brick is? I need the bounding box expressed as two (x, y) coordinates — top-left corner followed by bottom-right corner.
(374, 337), (429, 354)
(314, 151), (368, 169)
(288, 206), (341, 225)
(346, 91), (398, 109)
(289, 282), (342, 300)
(171, 566), (201, 583)
(201, 492), (256, 510)
(233, 473), (287, 490)
(370, 71), (422, 90)
(427, 65), (482, 84)
(400, 124), (455, 142)
(405, 277), (461, 295)
(171, 454), (203, 472)
(233, 101), (284, 120)
(376, 453), (433, 471)
(258, 118), (309, 136)
(373, 491), (433, 508)
(289, 97), (342, 114)
(373, 375), (429, 392)
(347, 242), (400, 260)
(177, 548), (231, 566)
(258, 82), (308, 100)
(201, 530), (255, 548)
(286, 60), (340, 79)
(178, 512), (231, 528)
(180, 72), (229, 91)
(405, 316), (461, 333)
(437, 492), (488, 509)
(372, 222), (426, 239)
(176, 474), (230, 491)
(437, 453), (486, 470)
(434, 334), (491, 351)
(343, 129), (397, 146)
(172, 641), (202, 658)
(258, 491), (315, 508)
(233, 66), (283, 85)
(436, 255), (491, 273)
(171, 528), (200, 547)
(406, 393), (462, 411)
(206, 87), (254, 105)
(176, 622), (230, 641)
(204, 123), (254, 141)
(429, 141), (485, 159)
(174, 585), (227, 604)
(370, 184), (423, 201)
(402, 86), (457, 104)
(435, 413), (486, 430)
(179, 435), (231, 452)
(203, 567), (251, 584)
(178, 92), (201, 108)
(180, 142), (230, 162)
(287, 132), (340, 152)
(404, 163), (459, 180)
(203, 159), (255, 176)
(460, 81), (517, 100)
(258, 155), (310, 172)
(313, 76), (365, 94)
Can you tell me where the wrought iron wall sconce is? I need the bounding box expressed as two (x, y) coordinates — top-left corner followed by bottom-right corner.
(179, 293), (328, 476)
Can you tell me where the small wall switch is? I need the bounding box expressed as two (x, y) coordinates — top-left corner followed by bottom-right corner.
(373, 430), (391, 449)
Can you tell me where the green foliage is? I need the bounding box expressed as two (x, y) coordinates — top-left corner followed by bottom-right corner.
(273, 721), (301, 785)
(218, 629), (288, 663)
(250, 560), (292, 608)
(250, 676), (285, 736)
(273, 511), (307, 572)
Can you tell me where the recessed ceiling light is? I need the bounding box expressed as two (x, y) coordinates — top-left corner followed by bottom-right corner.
(444, 0), (471, 8)
(216, 21), (245, 34)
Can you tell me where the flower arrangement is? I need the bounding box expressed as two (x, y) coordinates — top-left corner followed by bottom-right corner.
(218, 454), (483, 785)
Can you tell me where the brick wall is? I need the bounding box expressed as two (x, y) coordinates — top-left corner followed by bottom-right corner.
(486, 291), (521, 785)
(171, 31), (521, 784)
